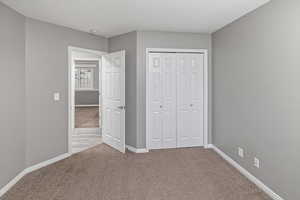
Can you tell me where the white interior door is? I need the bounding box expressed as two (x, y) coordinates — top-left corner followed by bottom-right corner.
(177, 53), (204, 147)
(149, 53), (177, 149)
(102, 50), (125, 153)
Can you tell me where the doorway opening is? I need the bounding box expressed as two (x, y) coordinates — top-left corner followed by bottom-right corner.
(68, 47), (105, 154)
(68, 47), (126, 155)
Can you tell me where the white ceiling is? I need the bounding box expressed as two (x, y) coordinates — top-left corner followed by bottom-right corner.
(1, 0), (270, 37)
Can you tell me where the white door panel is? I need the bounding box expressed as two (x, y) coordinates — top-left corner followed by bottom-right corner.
(177, 110), (189, 147)
(177, 54), (192, 147)
(162, 109), (176, 148)
(177, 53), (204, 148)
(112, 109), (121, 139)
(177, 54), (191, 110)
(149, 53), (177, 149)
(162, 54), (177, 148)
(190, 54), (204, 146)
(149, 54), (163, 149)
(150, 111), (163, 149)
(102, 50), (125, 153)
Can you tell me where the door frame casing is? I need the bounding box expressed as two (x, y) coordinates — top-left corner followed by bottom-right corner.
(68, 46), (106, 154)
(146, 48), (209, 150)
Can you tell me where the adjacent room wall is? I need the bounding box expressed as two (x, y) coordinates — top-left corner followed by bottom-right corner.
(25, 18), (108, 166)
(212, 0), (300, 199)
(0, 2), (25, 189)
(109, 31), (138, 147)
(136, 31), (212, 148)
(75, 91), (99, 105)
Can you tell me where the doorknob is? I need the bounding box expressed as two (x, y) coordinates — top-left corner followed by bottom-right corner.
(190, 104), (193, 107)
(118, 106), (125, 110)
(160, 105), (163, 108)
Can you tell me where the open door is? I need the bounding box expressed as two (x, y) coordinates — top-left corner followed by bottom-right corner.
(102, 50), (125, 153)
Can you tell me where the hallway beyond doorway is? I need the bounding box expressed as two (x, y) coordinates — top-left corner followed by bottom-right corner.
(75, 106), (100, 128)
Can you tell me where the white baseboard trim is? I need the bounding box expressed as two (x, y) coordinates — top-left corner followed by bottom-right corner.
(204, 144), (214, 149)
(24, 153), (71, 174)
(0, 170), (27, 197)
(75, 104), (99, 107)
(208, 144), (284, 200)
(0, 153), (71, 197)
(126, 145), (149, 153)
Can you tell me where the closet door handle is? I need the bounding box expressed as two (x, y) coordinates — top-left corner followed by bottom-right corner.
(160, 105), (163, 108)
(190, 104), (193, 107)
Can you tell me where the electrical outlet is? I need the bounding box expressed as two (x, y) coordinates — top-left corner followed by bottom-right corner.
(254, 157), (260, 168)
(238, 147), (244, 158)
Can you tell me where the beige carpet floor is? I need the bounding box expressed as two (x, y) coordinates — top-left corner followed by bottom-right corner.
(2, 145), (271, 200)
(75, 106), (100, 128)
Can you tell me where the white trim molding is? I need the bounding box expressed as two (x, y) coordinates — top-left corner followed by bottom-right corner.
(204, 144), (214, 149)
(126, 145), (149, 153)
(146, 48), (209, 150)
(208, 144), (284, 200)
(0, 153), (70, 197)
(75, 104), (99, 107)
(24, 153), (70, 174)
(0, 170), (27, 197)
(75, 89), (99, 92)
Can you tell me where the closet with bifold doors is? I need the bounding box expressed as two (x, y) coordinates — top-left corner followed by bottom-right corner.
(148, 51), (205, 149)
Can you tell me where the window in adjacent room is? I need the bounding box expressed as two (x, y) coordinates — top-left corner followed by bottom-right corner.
(75, 67), (94, 90)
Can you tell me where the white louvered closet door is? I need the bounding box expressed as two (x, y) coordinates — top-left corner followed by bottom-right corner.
(149, 53), (177, 149)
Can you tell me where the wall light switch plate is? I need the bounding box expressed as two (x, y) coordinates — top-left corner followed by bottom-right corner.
(254, 157), (260, 168)
(54, 92), (60, 101)
(238, 147), (244, 158)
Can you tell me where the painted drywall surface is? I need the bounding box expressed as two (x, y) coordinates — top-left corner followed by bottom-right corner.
(0, 2), (26, 188)
(75, 91), (99, 105)
(212, 0), (300, 199)
(108, 31), (137, 147)
(72, 51), (102, 60)
(136, 31), (212, 148)
(25, 18), (108, 166)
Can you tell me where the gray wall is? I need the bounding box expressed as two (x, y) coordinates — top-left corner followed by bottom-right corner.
(212, 0), (299, 199)
(136, 31), (212, 148)
(75, 91), (99, 105)
(109, 31), (137, 147)
(25, 18), (108, 166)
(0, 3), (26, 189)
